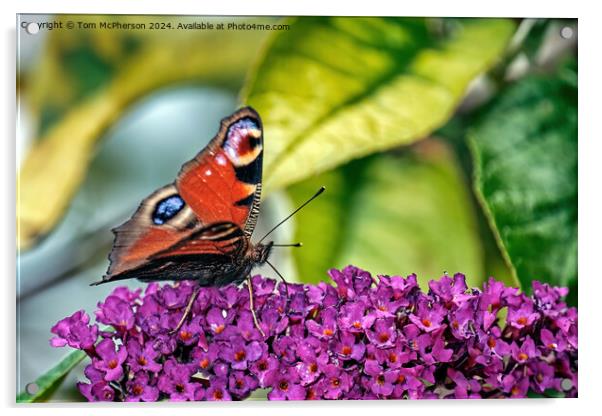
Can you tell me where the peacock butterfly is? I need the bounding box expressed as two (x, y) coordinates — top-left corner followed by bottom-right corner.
(91, 107), (323, 333)
(92, 107), (273, 288)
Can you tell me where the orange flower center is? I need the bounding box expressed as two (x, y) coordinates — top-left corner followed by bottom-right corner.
(108, 359), (118, 369)
(214, 325), (225, 334)
(352, 321), (362, 329)
(137, 356), (147, 366)
(397, 374), (406, 384)
(309, 363), (318, 373)
(132, 384), (143, 395)
(389, 353), (398, 363)
(213, 390), (223, 400)
(518, 352), (528, 361)
(179, 330), (192, 341)
(378, 332), (390, 343)
(487, 337), (496, 349)
(421, 318), (432, 328)
(323, 328), (334, 336)
(517, 317), (528, 326)
(200, 358), (210, 369)
(341, 346), (352, 355)
(234, 350), (246, 362)
(279, 381), (289, 391)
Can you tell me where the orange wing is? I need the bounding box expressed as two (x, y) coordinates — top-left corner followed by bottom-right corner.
(96, 107), (263, 284)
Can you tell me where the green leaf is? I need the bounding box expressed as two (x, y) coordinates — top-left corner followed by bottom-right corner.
(243, 17), (515, 193)
(289, 140), (484, 290)
(468, 74), (577, 293)
(17, 350), (86, 403)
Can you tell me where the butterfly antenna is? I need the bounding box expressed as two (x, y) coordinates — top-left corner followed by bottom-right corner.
(272, 242), (303, 248)
(266, 259), (290, 299)
(257, 186), (325, 244)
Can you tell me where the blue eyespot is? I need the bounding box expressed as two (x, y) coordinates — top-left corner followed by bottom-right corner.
(152, 195), (185, 225)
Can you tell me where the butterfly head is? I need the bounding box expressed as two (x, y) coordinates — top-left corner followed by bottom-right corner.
(250, 241), (274, 265)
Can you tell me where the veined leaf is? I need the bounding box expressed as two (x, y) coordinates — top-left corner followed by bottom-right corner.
(16, 350), (86, 403)
(468, 73), (577, 294)
(18, 16), (272, 250)
(289, 140), (484, 290)
(243, 17), (515, 193)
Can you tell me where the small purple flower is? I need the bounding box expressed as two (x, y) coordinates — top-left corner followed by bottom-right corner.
(95, 295), (135, 330)
(529, 361), (557, 393)
(372, 340), (415, 368)
(220, 337), (264, 370)
(540, 328), (567, 352)
(306, 307), (338, 340)
(409, 297), (445, 333)
(416, 332), (453, 365)
(480, 328), (511, 358)
(77, 365), (112, 402)
(236, 310), (264, 341)
(206, 378), (232, 401)
(258, 306), (289, 337)
(250, 354), (280, 387)
(428, 273), (472, 307)
(337, 301), (368, 333)
(393, 366), (426, 399)
(126, 372), (159, 402)
(158, 284), (190, 309)
(366, 317), (397, 348)
(157, 359), (196, 401)
(502, 372), (530, 398)
(321, 364), (352, 399)
(267, 367), (306, 400)
(108, 286), (141, 303)
(205, 306), (232, 335)
(49, 310), (98, 351)
(92, 338), (127, 381)
(364, 360), (397, 397)
(175, 315), (203, 346)
(447, 368), (481, 398)
(126, 339), (162, 373)
(507, 299), (540, 329)
(192, 343), (220, 373)
(333, 332), (366, 361)
(511, 336), (539, 364)
(329, 265), (373, 299)
(296, 340), (329, 385)
(228, 371), (258, 398)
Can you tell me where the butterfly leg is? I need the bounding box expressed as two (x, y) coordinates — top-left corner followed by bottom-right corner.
(170, 285), (201, 335)
(246, 276), (266, 338)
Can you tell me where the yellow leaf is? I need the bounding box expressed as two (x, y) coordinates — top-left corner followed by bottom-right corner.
(242, 17), (515, 192)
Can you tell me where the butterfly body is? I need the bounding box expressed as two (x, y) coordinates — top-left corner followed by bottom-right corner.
(92, 107), (272, 287)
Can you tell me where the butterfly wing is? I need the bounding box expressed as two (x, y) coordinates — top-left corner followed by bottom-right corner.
(96, 107), (264, 285)
(176, 106), (263, 238)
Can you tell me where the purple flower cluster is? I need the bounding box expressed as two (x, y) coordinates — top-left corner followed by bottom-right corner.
(50, 266), (577, 401)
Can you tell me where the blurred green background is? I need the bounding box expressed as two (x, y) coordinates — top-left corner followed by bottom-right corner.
(16, 15), (577, 401)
